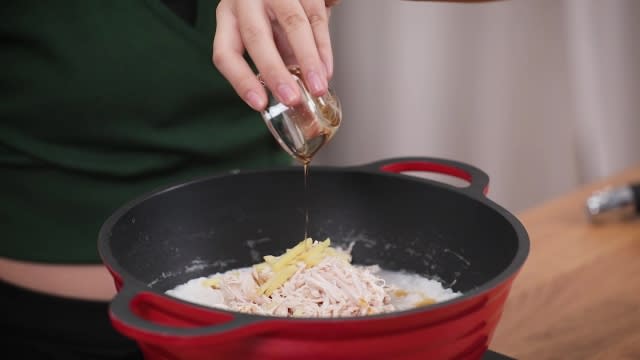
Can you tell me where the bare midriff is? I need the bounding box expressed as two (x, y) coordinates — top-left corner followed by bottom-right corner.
(0, 256), (117, 301)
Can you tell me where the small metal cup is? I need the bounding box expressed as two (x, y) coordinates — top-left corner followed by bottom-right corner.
(259, 66), (342, 164)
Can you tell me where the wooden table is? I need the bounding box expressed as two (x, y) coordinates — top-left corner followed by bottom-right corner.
(491, 165), (640, 359)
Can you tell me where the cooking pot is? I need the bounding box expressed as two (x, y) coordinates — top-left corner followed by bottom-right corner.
(98, 157), (529, 360)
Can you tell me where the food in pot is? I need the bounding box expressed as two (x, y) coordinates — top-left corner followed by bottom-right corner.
(166, 238), (462, 317)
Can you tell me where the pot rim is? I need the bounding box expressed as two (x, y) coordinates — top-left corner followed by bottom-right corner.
(98, 159), (530, 323)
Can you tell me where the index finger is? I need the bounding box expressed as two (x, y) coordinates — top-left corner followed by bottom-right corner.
(212, 3), (267, 111)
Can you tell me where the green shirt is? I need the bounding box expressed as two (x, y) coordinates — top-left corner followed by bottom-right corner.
(0, 1), (290, 264)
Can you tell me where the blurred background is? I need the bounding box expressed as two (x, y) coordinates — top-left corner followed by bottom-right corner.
(314, 0), (640, 213)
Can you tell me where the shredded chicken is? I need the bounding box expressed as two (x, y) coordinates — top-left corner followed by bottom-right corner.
(205, 238), (396, 317)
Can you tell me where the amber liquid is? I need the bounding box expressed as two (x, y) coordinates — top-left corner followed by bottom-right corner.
(303, 161), (310, 239)
(295, 108), (338, 240)
(272, 66), (340, 241)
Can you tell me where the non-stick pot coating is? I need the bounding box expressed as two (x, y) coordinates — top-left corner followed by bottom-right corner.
(105, 167), (519, 297)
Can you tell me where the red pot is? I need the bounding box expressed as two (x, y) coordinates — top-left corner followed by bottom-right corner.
(99, 157), (529, 360)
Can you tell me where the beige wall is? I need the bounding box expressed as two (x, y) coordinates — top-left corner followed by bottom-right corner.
(314, 0), (640, 213)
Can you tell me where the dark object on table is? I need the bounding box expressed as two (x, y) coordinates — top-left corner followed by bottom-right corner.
(483, 350), (517, 360)
(585, 182), (640, 223)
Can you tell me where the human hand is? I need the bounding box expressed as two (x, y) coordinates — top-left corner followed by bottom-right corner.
(213, 0), (340, 111)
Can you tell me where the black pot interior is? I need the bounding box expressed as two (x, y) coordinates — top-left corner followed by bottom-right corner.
(102, 168), (521, 295)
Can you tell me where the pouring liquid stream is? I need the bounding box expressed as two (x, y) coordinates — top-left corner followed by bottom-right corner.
(259, 65), (341, 241)
(295, 133), (334, 240)
(303, 161), (310, 239)
(292, 113), (338, 240)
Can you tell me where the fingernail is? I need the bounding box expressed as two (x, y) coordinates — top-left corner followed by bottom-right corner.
(277, 84), (298, 104)
(246, 90), (265, 110)
(307, 71), (326, 94)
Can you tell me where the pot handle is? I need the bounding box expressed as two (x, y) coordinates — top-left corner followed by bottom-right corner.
(357, 157), (490, 196)
(109, 285), (278, 344)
